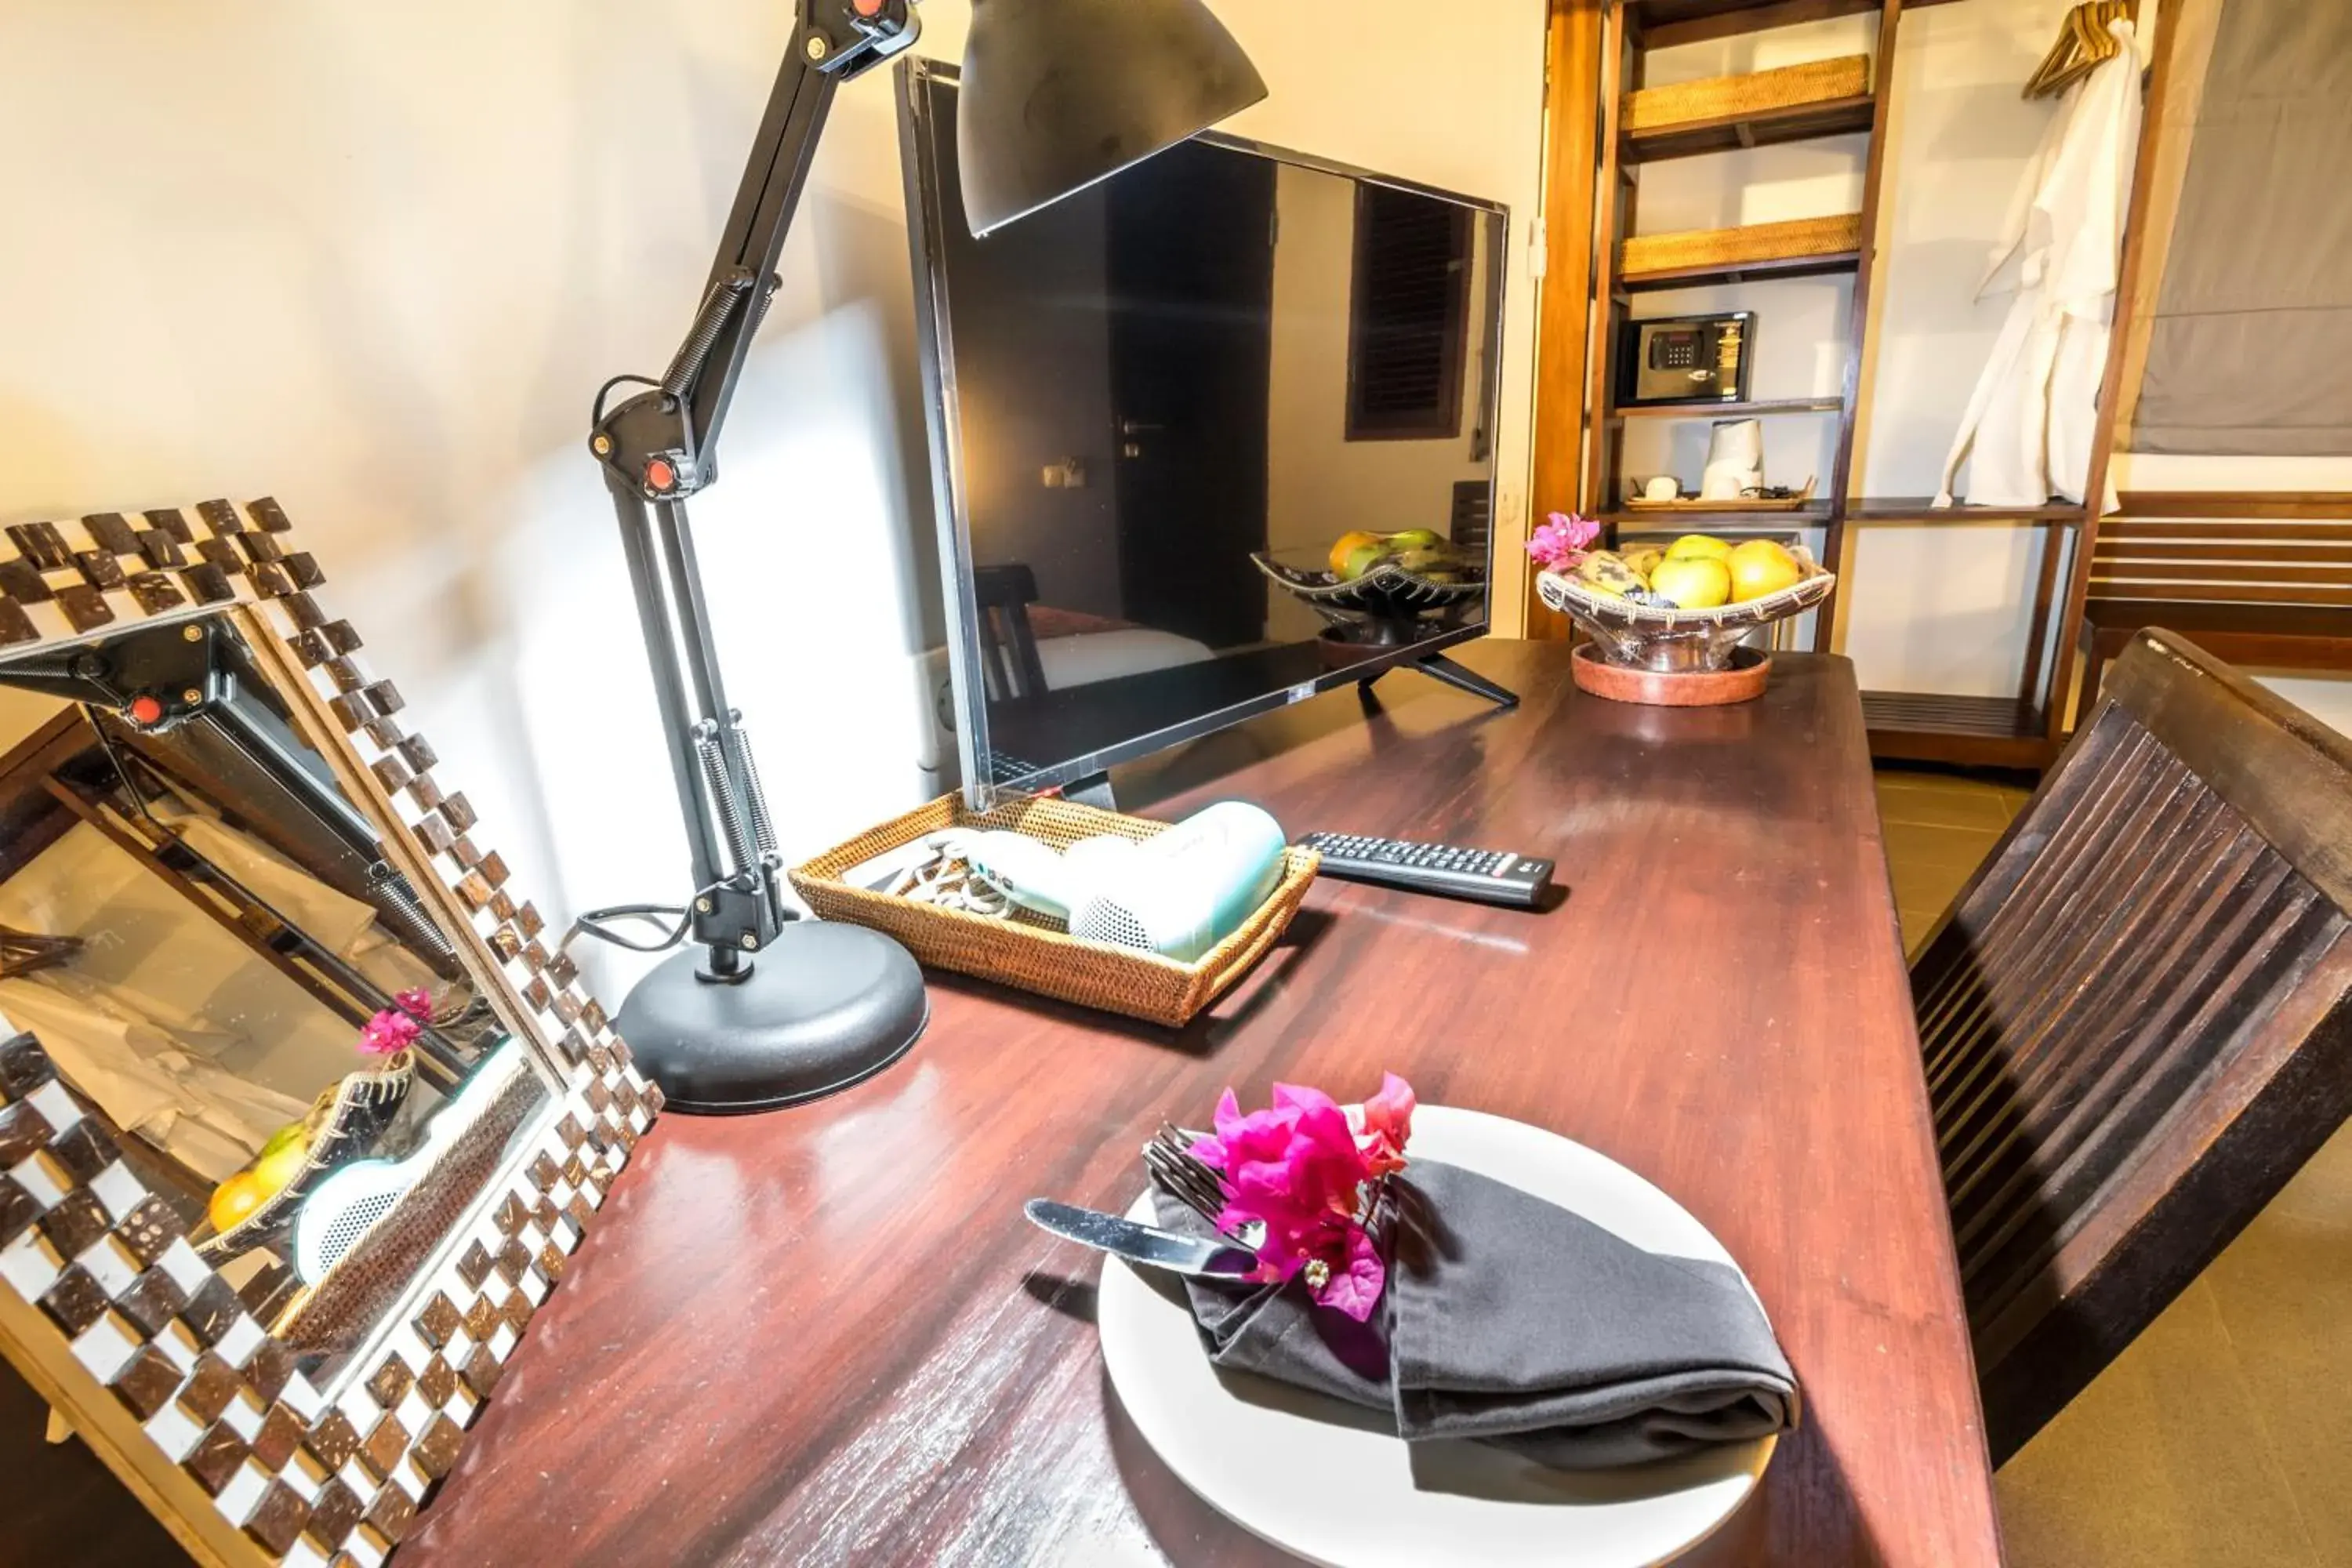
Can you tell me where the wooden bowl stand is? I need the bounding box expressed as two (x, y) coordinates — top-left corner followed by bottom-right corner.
(1570, 642), (1772, 706)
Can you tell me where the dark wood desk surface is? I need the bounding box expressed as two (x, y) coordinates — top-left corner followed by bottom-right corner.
(405, 641), (2003, 1567)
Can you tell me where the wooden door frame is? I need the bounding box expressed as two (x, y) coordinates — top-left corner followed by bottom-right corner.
(1524, 0), (1606, 639)
(2042, 0), (2185, 744)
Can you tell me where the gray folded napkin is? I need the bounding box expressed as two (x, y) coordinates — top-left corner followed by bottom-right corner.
(1152, 1159), (1798, 1469)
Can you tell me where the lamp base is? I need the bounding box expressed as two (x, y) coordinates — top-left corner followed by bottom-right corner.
(616, 921), (927, 1113)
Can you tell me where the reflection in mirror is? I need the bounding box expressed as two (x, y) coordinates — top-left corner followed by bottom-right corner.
(0, 610), (551, 1388)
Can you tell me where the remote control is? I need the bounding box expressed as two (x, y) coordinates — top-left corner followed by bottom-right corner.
(1299, 831), (1556, 909)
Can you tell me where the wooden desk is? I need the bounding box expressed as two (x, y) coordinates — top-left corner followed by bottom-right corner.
(405, 642), (2002, 1567)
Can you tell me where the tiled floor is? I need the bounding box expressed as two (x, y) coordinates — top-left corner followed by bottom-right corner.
(1874, 767), (2031, 957)
(1878, 766), (2352, 1568)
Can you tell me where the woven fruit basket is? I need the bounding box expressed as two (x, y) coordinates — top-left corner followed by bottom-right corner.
(191, 1052), (414, 1263)
(1537, 545), (1837, 675)
(790, 794), (1319, 1027)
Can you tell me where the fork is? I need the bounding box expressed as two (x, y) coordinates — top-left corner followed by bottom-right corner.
(1144, 1123), (1265, 1249)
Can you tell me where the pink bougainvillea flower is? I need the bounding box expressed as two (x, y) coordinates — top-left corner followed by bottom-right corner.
(394, 987), (434, 1020)
(1306, 1221), (1388, 1322)
(1354, 1072), (1417, 1177)
(358, 1007), (421, 1056)
(1191, 1076), (1410, 1320)
(1526, 510), (1602, 572)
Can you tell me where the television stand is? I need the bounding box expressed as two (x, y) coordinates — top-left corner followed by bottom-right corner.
(1363, 652), (1519, 710)
(1058, 771), (1118, 811)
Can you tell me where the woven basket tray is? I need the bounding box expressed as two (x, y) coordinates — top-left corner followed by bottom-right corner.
(1623, 54), (1869, 133)
(1621, 212), (1864, 280)
(790, 795), (1319, 1028)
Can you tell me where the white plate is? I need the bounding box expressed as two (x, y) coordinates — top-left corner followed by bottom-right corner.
(1098, 1105), (1775, 1568)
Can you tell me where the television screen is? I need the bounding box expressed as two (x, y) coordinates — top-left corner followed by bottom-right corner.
(900, 60), (1508, 806)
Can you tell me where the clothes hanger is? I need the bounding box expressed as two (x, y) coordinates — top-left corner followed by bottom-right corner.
(2024, 0), (2136, 100)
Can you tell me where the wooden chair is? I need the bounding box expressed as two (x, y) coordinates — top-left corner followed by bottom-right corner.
(1911, 628), (2352, 1465)
(970, 563), (1048, 701)
(1448, 479), (1492, 554)
(2074, 491), (2352, 720)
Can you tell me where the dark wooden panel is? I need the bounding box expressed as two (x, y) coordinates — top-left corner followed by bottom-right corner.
(1864, 691), (2050, 768)
(401, 643), (2001, 1568)
(2113, 490), (2352, 520)
(2092, 560), (2352, 583)
(1913, 630), (2352, 1463)
(2084, 600), (2352, 637)
(2092, 540), (2352, 564)
(2097, 521), (2352, 543)
(2086, 580), (2352, 605)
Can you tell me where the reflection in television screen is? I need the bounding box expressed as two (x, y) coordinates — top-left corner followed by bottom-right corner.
(904, 64), (1508, 802)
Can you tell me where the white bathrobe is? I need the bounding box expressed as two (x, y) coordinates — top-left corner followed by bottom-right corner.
(1936, 19), (2143, 510)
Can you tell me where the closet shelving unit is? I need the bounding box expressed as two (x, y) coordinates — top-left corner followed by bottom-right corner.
(1581, 0), (2165, 768)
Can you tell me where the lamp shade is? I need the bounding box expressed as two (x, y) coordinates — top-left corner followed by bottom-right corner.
(957, 0), (1268, 237)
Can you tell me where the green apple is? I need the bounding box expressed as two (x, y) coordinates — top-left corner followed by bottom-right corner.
(250, 1138), (311, 1200)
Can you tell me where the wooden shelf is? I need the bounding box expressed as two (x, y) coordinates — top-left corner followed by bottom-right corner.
(1623, 93), (1877, 164)
(1604, 503), (1831, 529)
(1609, 397), (1845, 420)
(1629, 0), (1962, 49)
(1619, 249), (1860, 294)
(1849, 496), (2089, 524)
(1863, 691), (2050, 768)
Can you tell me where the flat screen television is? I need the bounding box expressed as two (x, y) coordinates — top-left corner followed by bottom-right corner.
(898, 59), (1510, 808)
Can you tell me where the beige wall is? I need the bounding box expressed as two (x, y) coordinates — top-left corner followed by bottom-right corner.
(0, 2), (1545, 999)
(1263, 165), (1498, 642)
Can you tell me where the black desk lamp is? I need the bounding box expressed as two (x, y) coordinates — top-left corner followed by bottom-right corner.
(583, 0), (1265, 1112)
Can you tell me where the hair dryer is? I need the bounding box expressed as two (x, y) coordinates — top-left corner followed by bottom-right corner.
(965, 802), (1288, 962)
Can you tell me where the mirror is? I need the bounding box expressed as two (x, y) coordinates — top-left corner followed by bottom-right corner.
(0, 500), (657, 1564)
(0, 612), (553, 1391)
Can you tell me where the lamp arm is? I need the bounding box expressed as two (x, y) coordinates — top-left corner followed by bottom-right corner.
(590, 0), (920, 500)
(576, 0), (917, 973)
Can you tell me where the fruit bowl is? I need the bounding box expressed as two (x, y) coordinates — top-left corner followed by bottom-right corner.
(192, 1051), (415, 1263)
(1537, 544), (1835, 674)
(1251, 548), (1488, 622)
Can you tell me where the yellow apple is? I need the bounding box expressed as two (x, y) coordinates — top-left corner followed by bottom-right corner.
(1727, 539), (1804, 602)
(249, 1138), (310, 1201)
(1664, 534), (1733, 562)
(1649, 556), (1733, 609)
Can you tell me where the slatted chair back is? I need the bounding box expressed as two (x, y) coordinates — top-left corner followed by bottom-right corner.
(1448, 479), (1493, 554)
(970, 563), (1048, 701)
(1911, 628), (2352, 1465)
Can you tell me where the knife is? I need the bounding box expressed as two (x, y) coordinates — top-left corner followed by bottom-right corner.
(1024, 1199), (1261, 1279)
